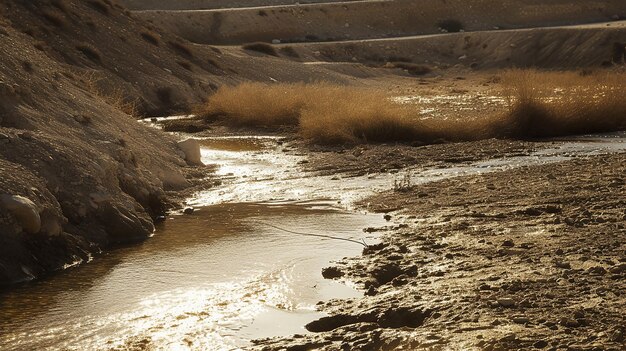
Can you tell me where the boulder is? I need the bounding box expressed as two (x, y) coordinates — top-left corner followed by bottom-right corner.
(0, 194), (40, 234)
(177, 138), (203, 166)
(98, 203), (154, 244)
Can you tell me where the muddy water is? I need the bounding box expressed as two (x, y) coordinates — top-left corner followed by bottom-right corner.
(1, 132), (625, 350)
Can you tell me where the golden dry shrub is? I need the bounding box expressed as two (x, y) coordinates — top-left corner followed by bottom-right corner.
(197, 71), (626, 145)
(497, 69), (626, 138)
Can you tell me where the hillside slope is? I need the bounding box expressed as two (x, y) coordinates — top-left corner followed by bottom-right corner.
(134, 0), (626, 45)
(0, 0), (392, 287)
(0, 0), (209, 285)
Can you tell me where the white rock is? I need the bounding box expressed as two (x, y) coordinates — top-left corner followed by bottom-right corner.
(271, 39), (281, 44)
(177, 139), (203, 166)
(0, 194), (41, 234)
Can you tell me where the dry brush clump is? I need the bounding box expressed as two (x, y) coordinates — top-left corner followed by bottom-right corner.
(386, 62), (432, 76)
(197, 83), (441, 144)
(80, 72), (139, 117)
(196, 71), (626, 145)
(495, 70), (626, 138)
(242, 42), (278, 56)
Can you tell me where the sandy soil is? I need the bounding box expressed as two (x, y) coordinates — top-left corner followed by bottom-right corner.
(254, 151), (626, 351)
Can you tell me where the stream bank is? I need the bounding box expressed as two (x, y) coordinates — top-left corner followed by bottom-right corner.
(1, 132), (625, 350)
(255, 138), (626, 351)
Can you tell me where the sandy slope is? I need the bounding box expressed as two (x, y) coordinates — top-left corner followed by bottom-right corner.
(133, 0), (626, 45)
(289, 21), (626, 69)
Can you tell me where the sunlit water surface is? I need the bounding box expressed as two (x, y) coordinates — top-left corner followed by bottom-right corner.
(0, 129), (624, 350)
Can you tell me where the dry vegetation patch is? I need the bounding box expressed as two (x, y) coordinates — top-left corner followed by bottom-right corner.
(196, 70), (626, 144)
(241, 42), (278, 56)
(497, 69), (626, 138)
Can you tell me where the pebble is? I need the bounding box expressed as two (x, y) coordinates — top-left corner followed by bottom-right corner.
(497, 298), (516, 307)
(183, 207), (194, 214)
(609, 263), (626, 274)
(321, 266), (343, 279)
(512, 315), (529, 324)
(560, 317), (580, 328)
(502, 239), (515, 247)
(554, 261), (571, 269)
(533, 340), (548, 349)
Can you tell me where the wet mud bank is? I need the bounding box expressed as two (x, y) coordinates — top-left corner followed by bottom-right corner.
(255, 145), (626, 350)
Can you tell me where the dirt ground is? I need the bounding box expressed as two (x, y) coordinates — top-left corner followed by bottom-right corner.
(254, 150), (626, 351)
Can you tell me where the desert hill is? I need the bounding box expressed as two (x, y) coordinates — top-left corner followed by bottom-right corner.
(133, 0), (626, 45)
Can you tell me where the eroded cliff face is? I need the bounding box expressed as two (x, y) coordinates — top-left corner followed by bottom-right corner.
(0, 0), (212, 285)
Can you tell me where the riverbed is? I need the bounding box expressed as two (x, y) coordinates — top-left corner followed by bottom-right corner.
(1, 132), (624, 350)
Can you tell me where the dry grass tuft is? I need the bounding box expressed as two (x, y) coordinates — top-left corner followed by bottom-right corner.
(195, 70), (626, 145)
(495, 69), (626, 138)
(41, 10), (67, 28)
(81, 72), (139, 117)
(242, 42), (278, 56)
(198, 83), (441, 144)
(51, 0), (69, 13)
(280, 46), (300, 59)
(76, 43), (102, 63)
(169, 41), (194, 58)
(140, 30), (160, 46)
(386, 62), (432, 76)
(438, 19), (464, 33)
(198, 82), (304, 126)
(87, 0), (110, 15)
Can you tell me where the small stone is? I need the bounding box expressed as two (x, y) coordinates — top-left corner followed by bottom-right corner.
(183, 207), (194, 214)
(271, 39), (281, 44)
(502, 239), (515, 247)
(500, 333), (517, 342)
(512, 315), (529, 324)
(479, 283), (491, 290)
(587, 266), (606, 275)
(609, 263), (626, 274)
(321, 266), (343, 279)
(554, 261), (571, 269)
(364, 286), (377, 296)
(560, 317), (580, 328)
(383, 214), (392, 221)
(533, 340), (548, 349)
(497, 298), (516, 307)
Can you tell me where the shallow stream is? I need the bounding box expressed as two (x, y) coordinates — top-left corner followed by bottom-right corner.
(0, 131), (624, 350)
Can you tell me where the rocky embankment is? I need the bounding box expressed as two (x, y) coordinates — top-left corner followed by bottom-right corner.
(0, 0), (219, 286)
(255, 153), (626, 350)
